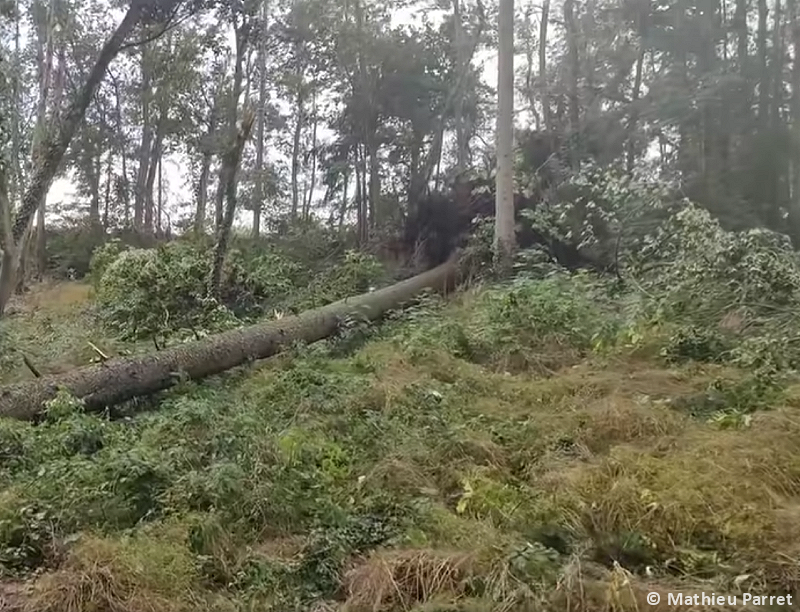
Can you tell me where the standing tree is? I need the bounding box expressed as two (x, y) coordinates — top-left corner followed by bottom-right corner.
(494, 0), (515, 274)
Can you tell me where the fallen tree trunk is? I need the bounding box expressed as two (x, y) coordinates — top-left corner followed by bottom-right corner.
(0, 257), (460, 421)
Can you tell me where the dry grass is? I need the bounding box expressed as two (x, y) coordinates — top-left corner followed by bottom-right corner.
(24, 528), (200, 612)
(553, 561), (767, 612)
(0, 280), (133, 384)
(342, 549), (480, 612)
(534, 407), (800, 593)
(6, 281), (92, 316)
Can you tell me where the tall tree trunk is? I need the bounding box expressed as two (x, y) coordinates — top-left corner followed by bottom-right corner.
(360, 144), (369, 241)
(253, 2), (269, 239)
(675, 0), (691, 183)
(734, 0), (749, 158)
(89, 144), (103, 227)
(772, 0), (785, 129)
(89, 151), (101, 228)
(304, 92), (319, 222)
(626, 3), (648, 175)
(290, 84), (305, 221)
(523, 7), (542, 130)
(215, 24), (247, 231)
(157, 155), (163, 234)
(30, 0), (56, 283)
(367, 131), (379, 229)
(121, 152), (130, 226)
(134, 45), (152, 231)
(194, 114), (217, 235)
(112, 74), (130, 224)
(144, 123), (165, 233)
(355, 150), (364, 242)
(339, 165), (349, 231)
(103, 152), (113, 229)
(209, 109), (256, 295)
(539, 0), (552, 134)
(699, 0), (722, 206)
(453, 0), (469, 174)
(788, 0), (800, 243)
(564, 0), (581, 168)
(10, 0), (22, 201)
(495, 0), (515, 274)
(0, 257), (460, 421)
(758, 0), (770, 125)
(735, 0), (748, 73)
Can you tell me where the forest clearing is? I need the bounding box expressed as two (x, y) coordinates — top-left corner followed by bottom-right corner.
(2, 0), (800, 609)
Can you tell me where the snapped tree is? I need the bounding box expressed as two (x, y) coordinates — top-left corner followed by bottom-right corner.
(0, 256), (460, 420)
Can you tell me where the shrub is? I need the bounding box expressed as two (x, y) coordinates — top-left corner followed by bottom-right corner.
(95, 242), (237, 341)
(88, 237), (129, 291)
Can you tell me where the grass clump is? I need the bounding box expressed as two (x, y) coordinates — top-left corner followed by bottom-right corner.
(25, 524), (201, 612)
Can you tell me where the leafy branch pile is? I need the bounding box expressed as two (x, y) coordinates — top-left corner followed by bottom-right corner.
(90, 237), (388, 344)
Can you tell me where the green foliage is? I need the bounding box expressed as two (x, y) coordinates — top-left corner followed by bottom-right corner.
(628, 203), (800, 372)
(396, 270), (618, 371)
(660, 326), (731, 364)
(220, 248), (306, 317)
(519, 163), (670, 260)
(88, 237), (128, 290)
(94, 242), (237, 341)
(44, 223), (107, 280)
(293, 250), (387, 310)
(635, 204), (800, 319)
(90, 236), (386, 344)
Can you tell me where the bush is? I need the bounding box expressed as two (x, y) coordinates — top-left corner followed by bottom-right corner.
(294, 250), (387, 310)
(44, 222), (106, 279)
(220, 248), (307, 317)
(88, 237), (129, 291)
(95, 242), (237, 341)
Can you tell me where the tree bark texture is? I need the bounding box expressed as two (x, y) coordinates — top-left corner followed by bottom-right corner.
(495, 0), (516, 274)
(0, 257), (460, 420)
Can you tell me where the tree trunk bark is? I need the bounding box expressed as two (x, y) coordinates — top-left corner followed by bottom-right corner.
(758, 0), (770, 125)
(453, 0), (469, 174)
(0, 257), (460, 420)
(367, 131), (379, 228)
(144, 123), (165, 233)
(134, 45), (153, 231)
(787, 0), (800, 243)
(539, 0), (551, 134)
(495, 0), (516, 274)
(626, 3), (648, 175)
(215, 22), (247, 231)
(304, 91), (318, 222)
(194, 118), (216, 235)
(253, 5), (268, 239)
(103, 151), (113, 229)
(564, 0), (581, 168)
(209, 109), (255, 295)
(291, 84), (305, 221)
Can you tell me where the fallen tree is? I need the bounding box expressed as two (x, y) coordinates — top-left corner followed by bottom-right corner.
(0, 257), (460, 421)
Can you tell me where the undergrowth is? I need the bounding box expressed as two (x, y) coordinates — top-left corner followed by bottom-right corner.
(0, 202), (799, 611)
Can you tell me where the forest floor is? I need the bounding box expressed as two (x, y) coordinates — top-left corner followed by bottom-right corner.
(0, 279), (798, 611)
